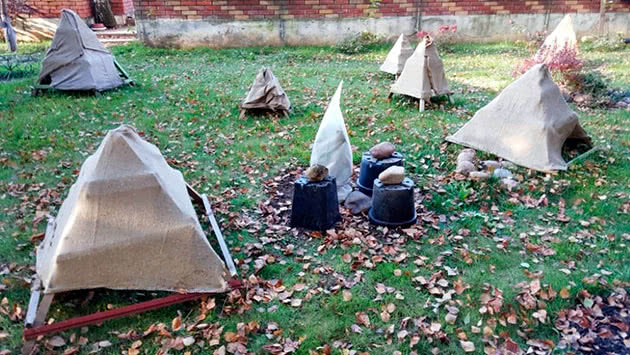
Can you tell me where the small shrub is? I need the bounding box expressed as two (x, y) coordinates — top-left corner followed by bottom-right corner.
(515, 43), (583, 78)
(335, 32), (381, 55)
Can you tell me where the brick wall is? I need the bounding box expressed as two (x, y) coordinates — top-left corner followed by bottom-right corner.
(23, 0), (92, 18)
(20, 0), (135, 18)
(111, 0), (135, 16)
(133, 0), (630, 21)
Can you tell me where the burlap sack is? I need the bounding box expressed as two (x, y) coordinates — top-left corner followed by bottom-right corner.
(310, 81), (353, 201)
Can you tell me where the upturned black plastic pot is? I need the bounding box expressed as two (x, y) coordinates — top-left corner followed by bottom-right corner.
(290, 176), (341, 230)
(357, 152), (404, 196)
(369, 178), (417, 227)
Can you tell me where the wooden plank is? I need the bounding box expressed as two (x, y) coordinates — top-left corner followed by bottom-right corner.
(23, 292), (206, 340)
(113, 58), (131, 80)
(201, 194), (238, 276)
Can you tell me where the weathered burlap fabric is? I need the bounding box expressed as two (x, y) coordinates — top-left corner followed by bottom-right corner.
(241, 67), (291, 112)
(425, 42), (450, 96)
(446, 64), (589, 172)
(39, 9), (123, 91)
(538, 14), (578, 58)
(310, 82), (353, 201)
(380, 34), (413, 75)
(391, 37), (450, 100)
(37, 125), (229, 294)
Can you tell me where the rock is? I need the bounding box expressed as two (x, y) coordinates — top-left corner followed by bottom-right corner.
(457, 149), (476, 164)
(501, 178), (519, 190)
(469, 171), (490, 180)
(481, 160), (501, 172)
(370, 142), (396, 160)
(305, 164), (329, 182)
(455, 160), (476, 175)
(500, 161), (516, 169)
(573, 94), (591, 105)
(344, 191), (372, 215)
(378, 166), (405, 185)
(493, 168), (513, 179)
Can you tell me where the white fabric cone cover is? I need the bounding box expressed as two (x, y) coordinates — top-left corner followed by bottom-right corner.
(390, 37), (450, 100)
(537, 14), (578, 59)
(39, 9), (123, 91)
(380, 34), (413, 75)
(446, 64), (590, 172)
(310, 81), (353, 201)
(36, 125), (230, 294)
(240, 67), (291, 112)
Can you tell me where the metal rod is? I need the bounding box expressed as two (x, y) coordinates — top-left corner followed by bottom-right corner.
(201, 194), (238, 276)
(23, 292), (206, 340)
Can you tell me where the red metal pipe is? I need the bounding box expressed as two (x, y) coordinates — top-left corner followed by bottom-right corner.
(23, 279), (242, 341)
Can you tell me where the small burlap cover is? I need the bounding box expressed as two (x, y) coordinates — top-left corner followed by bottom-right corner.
(240, 67), (291, 112)
(380, 34), (413, 75)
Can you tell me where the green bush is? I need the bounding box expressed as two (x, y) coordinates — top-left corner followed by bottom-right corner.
(334, 32), (382, 55)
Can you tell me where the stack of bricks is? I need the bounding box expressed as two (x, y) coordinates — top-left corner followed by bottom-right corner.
(134, 0), (630, 21)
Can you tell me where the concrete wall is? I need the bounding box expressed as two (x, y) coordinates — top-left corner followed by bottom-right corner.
(137, 12), (630, 49)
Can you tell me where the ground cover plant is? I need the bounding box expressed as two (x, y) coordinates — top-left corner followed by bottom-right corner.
(0, 38), (629, 354)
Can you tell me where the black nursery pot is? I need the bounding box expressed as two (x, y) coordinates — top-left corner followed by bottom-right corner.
(357, 152), (404, 196)
(290, 176), (341, 231)
(369, 178), (417, 227)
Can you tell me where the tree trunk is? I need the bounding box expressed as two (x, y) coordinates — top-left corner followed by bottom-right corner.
(93, 0), (117, 28)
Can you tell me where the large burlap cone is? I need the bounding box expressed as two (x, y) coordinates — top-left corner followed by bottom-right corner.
(37, 125), (230, 294)
(39, 9), (122, 91)
(446, 64), (589, 172)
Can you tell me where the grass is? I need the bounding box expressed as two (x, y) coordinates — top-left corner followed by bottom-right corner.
(0, 39), (629, 354)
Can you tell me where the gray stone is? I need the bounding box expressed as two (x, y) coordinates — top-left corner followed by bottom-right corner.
(501, 178), (519, 190)
(493, 168), (513, 179)
(369, 142), (396, 160)
(305, 164), (329, 182)
(378, 166), (405, 185)
(455, 160), (476, 175)
(500, 161), (516, 169)
(344, 191), (372, 215)
(457, 149), (476, 164)
(469, 171), (490, 180)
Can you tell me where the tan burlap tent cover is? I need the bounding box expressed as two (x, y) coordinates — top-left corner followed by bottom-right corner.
(36, 125), (230, 294)
(538, 14), (578, 58)
(380, 34), (413, 75)
(390, 37), (450, 100)
(446, 64), (590, 172)
(240, 67), (291, 112)
(310, 81), (353, 201)
(39, 9), (123, 91)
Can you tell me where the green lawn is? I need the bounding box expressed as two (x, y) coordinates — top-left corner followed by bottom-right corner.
(0, 40), (629, 354)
